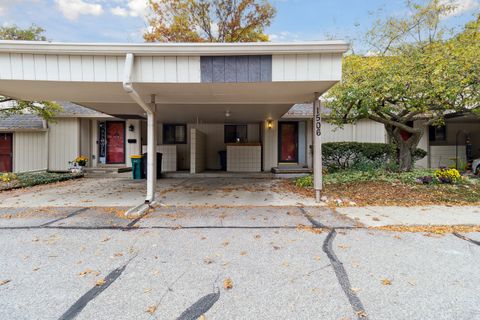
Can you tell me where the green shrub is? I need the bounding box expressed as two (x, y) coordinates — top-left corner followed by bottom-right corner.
(294, 175), (313, 188)
(322, 142), (427, 172)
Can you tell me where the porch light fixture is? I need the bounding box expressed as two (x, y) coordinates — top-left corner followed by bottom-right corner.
(267, 120), (273, 129)
(225, 110), (231, 118)
(129, 124), (135, 132)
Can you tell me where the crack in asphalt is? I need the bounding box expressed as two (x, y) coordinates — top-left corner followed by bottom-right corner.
(453, 232), (480, 246)
(301, 207), (368, 319)
(323, 229), (368, 319)
(58, 256), (135, 320)
(298, 207), (328, 228)
(176, 289), (220, 320)
(39, 208), (89, 227)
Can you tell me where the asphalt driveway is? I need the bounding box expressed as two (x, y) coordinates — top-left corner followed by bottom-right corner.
(0, 206), (479, 320)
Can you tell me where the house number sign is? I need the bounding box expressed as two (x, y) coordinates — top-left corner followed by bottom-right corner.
(315, 105), (321, 136)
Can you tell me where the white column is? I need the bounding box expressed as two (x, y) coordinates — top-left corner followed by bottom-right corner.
(145, 97), (157, 204)
(313, 93), (323, 202)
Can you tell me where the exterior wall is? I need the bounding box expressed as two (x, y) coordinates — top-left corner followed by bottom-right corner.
(154, 122), (261, 171)
(13, 131), (48, 172)
(79, 119), (91, 166)
(262, 120), (278, 172)
(48, 118), (80, 171)
(125, 119), (141, 164)
(190, 129), (206, 173)
(227, 145), (262, 172)
(430, 120), (480, 160)
(321, 119), (387, 143)
(272, 53), (343, 81)
(430, 146), (466, 168)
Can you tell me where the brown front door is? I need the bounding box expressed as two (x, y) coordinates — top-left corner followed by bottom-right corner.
(278, 122), (298, 163)
(106, 122), (125, 164)
(0, 133), (13, 172)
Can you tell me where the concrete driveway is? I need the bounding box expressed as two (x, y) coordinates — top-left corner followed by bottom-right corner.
(0, 205), (479, 320)
(0, 176), (319, 208)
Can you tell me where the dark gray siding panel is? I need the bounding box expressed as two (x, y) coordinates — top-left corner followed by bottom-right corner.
(212, 56), (226, 82)
(201, 55), (271, 83)
(235, 56), (249, 82)
(260, 56), (272, 82)
(224, 56), (237, 83)
(201, 56), (213, 83)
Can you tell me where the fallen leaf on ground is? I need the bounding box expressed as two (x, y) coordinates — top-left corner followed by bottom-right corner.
(146, 305), (157, 315)
(381, 279), (392, 286)
(78, 269), (99, 277)
(240, 251), (247, 256)
(101, 237), (111, 242)
(223, 278), (233, 290)
(0, 280), (11, 286)
(338, 244), (349, 249)
(95, 278), (106, 286)
(222, 241), (229, 247)
(199, 315), (206, 320)
(254, 234), (261, 239)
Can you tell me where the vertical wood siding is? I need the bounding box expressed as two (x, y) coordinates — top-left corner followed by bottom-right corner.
(0, 53), (201, 83)
(48, 118), (80, 171)
(272, 53), (343, 81)
(13, 132), (48, 172)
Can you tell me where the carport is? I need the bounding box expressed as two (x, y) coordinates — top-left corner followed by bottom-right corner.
(0, 41), (349, 212)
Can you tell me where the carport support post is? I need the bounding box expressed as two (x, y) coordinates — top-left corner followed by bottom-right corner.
(313, 93), (323, 202)
(146, 95), (157, 204)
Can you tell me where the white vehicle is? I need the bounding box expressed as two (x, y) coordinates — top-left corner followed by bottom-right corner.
(473, 158), (480, 175)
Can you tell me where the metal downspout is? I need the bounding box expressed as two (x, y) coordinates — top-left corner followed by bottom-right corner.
(122, 53), (156, 205)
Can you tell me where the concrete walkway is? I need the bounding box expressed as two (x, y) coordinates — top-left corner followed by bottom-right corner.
(337, 205), (480, 227)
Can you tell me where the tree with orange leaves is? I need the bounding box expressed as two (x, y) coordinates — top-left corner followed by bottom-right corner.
(144, 0), (276, 42)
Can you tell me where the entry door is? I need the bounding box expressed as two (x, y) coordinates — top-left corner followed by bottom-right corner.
(278, 122), (298, 163)
(0, 133), (13, 172)
(106, 122), (125, 164)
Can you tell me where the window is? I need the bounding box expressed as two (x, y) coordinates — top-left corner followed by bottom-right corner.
(429, 125), (446, 142)
(224, 125), (247, 143)
(163, 124), (186, 144)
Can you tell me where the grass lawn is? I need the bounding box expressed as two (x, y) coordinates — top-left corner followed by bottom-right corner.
(290, 169), (480, 206)
(0, 171), (83, 191)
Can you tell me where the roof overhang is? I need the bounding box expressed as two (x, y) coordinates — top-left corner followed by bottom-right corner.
(0, 40), (350, 56)
(0, 41), (348, 123)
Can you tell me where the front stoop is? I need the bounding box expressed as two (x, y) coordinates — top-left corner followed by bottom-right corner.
(84, 166), (132, 178)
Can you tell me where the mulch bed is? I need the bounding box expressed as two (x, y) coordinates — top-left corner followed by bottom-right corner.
(284, 180), (480, 207)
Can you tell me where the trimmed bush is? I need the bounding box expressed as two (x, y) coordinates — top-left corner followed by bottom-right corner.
(322, 142), (426, 172)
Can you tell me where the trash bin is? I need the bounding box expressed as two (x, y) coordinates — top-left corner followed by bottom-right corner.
(142, 152), (162, 179)
(131, 155), (143, 180)
(218, 150), (227, 171)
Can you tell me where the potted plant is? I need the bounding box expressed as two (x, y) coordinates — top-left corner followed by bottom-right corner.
(69, 156), (88, 173)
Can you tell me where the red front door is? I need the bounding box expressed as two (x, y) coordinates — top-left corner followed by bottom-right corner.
(0, 133), (13, 172)
(106, 122), (125, 164)
(278, 122), (298, 163)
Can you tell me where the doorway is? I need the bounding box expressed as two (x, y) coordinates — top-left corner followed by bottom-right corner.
(278, 122), (298, 163)
(0, 133), (13, 172)
(105, 122), (126, 164)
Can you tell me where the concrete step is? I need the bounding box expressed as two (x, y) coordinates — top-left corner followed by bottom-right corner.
(272, 167), (312, 174)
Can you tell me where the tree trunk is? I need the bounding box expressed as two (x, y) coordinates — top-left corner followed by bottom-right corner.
(385, 124), (423, 172)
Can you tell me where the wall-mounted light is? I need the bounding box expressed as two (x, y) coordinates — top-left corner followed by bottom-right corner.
(267, 120), (273, 130)
(225, 110), (231, 118)
(129, 124), (135, 132)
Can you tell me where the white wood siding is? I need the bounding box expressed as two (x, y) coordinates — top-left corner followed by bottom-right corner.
(262, 120), (278, 171)
(0, 53), (201, 83)
(48, 119), (80, 171)
(272, 53), (343, 82)
(13, 132), (48, 172)
(322, 120), (386, 143)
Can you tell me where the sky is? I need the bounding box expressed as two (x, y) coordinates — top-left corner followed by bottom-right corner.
(0, 0), (478, 48)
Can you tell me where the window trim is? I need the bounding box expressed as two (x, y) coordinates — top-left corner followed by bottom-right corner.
(224, 124), (248, 143)
(429, 125), (447, 142)
(163, 124), (187, 144)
